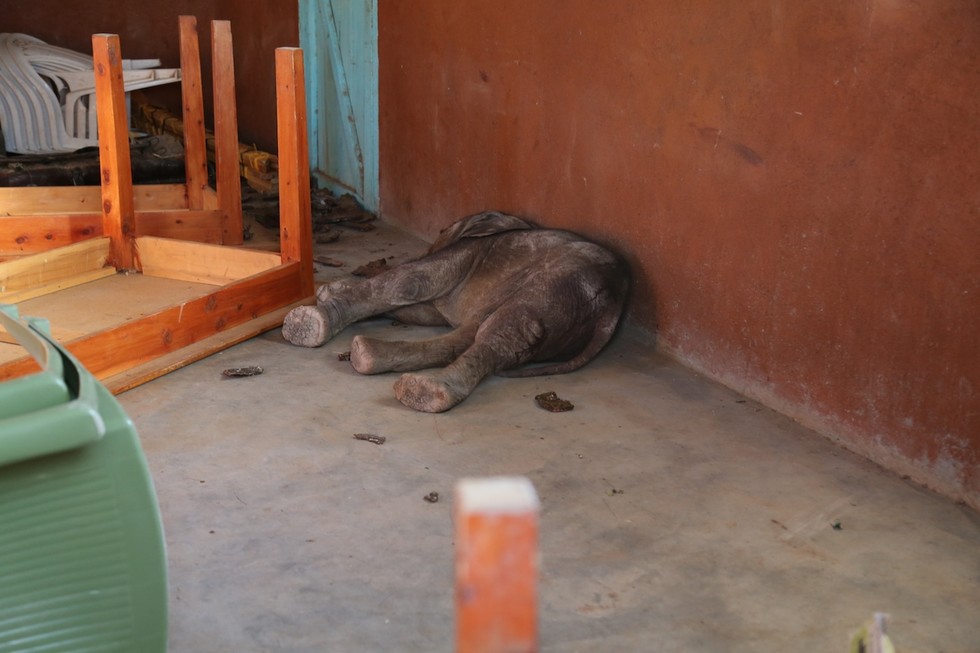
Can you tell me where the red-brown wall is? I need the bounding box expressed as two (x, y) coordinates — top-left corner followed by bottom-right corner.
(5, 0), (297, 152)
(5, 2), (977, 507)
(379, 2), (980, 507)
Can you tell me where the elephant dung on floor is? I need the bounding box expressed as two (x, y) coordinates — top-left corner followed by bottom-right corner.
(282, 211), (629, 413)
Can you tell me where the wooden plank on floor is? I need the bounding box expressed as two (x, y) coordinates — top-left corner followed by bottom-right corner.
(0, 261), (309, 383)
(0, 325), (86, 346)
(0, 238), (112, 296)
(7, 273), (215, 345)
(136, 236), (283, 285)
(103, 300), (307, 394)
(0, 268), (118, 304)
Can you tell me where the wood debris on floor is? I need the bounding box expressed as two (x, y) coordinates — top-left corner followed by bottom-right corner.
(242, 185), (377, 244)
(351, 257), (389, 277)
(0, 133), (186, 187)
(535, 391), (575, 412)
(136, 102), (279, 194)
(353, 433), (386, 445)
(314, 255), (345, 267)
(221, 366), (264, 378)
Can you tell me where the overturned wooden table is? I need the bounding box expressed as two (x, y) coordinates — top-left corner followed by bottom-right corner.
(0, 16), (314, 392)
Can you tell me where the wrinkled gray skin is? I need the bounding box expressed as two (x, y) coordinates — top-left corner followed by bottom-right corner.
(282, 211), (629, 413)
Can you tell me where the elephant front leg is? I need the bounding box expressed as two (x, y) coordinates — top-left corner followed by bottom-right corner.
(282, 275), (424, 348)
(350, 324), (478, 374)
(283, 249), (478, 348)
(281, 300), (352, 347)
(282, 278), (368, 347)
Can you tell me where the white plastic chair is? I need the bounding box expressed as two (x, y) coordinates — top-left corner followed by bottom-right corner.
(0, 33), (180, 153)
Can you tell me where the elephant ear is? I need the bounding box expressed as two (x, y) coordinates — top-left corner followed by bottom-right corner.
(428, 211), (536, 253)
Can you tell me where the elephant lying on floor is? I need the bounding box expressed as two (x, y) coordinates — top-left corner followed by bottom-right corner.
(282, 211), (629, 412)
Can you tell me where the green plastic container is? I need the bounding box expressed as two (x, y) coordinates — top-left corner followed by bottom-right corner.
(0, 305), (168, 652)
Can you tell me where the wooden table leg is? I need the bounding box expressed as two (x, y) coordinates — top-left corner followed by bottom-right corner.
(275, 47), (314, 298)
(211, 20), (243, 245)
(178, 15), (209, 211)
(92, 34), (136, 271)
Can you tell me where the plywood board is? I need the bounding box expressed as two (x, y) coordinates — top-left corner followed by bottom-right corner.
(0, 325), (85, 347)
(0, 273), (218, 365)
(0, 238), (111, 297)
(137, 236), (282, 285)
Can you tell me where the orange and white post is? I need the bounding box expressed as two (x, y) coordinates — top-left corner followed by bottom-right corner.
(454, 476), (540, 653)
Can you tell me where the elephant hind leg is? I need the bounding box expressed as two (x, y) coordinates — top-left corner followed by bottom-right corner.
(393, 342), (501, 413)
(350, 324), (479, 375)
(393, 313), (545, 412)
(393, 373), (463, 413)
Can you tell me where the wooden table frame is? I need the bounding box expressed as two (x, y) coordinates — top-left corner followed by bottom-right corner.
(0, 16), (314, 393)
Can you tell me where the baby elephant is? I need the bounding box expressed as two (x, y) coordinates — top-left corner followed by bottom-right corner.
(282, 211), (629, 412)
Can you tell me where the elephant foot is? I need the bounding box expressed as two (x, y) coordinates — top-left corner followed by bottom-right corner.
(349, 335), (387, 374)
(393, 372), (467, 413)
(282, 305), (335, 347)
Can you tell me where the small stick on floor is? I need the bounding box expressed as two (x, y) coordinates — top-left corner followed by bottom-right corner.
(353, 433), (386, 445)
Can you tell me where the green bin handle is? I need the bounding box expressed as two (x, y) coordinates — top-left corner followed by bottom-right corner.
(0, 305), (106, 467)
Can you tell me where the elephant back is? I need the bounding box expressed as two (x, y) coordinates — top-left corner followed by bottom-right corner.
(428, 211), (536, 253)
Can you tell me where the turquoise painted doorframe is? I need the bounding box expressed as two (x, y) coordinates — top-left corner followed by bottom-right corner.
(299, 0), (379, 212)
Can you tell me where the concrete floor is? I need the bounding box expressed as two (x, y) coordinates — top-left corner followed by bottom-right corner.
(119, 222), (980, 653)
